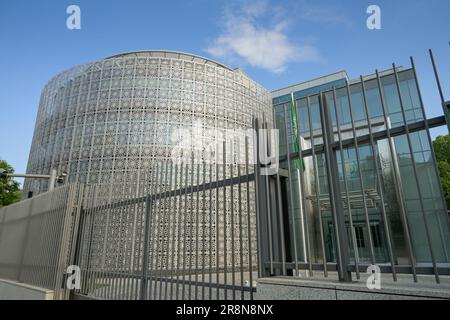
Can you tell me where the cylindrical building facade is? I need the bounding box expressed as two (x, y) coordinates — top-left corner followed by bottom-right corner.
(24, 51), (273, 276)
(24, 51), (272, 197)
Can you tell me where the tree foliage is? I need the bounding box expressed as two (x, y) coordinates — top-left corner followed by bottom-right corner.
(0, 160), (21, 208)
(433, 135), (450, 210)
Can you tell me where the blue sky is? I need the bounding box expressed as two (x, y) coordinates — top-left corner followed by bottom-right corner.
(0, 0), (449, 179)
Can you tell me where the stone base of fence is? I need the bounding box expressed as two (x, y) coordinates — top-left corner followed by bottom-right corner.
(0, 278), (54, 300)
(256, 275), (450, 300)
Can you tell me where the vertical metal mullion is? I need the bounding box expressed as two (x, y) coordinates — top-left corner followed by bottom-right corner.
(88, 186), (99, 298)
(282, 103), (299, 274)
(130, 192), (146, 300)
(146, 165), (156, 299)
(252, 118), (263, 279)
(169, 163), (179, 300)
(215, 149), (220, 300)
(148, 161), (163, 299)
(411, 56), (450, 260)
(360, 76), (398, 281)
(306, 96), (328, 277)
(135, 170), (157, 300)
(124, 190), (139, 300)
(105, 199), (117, 300)
(56, 185), (78, 299)
(332, 88), (361, 279)
(319, 93), (351, 282)
(78, 187), (91, 295)
(163, 161), (174, 299)
(275, 163), (287, 276)
(85, 186), (100, 295)
(345, 81), (377, 265)
(429, 49), (450, 131)
(175, 163), (184, 300)
(263, 127), (274, 276)
(270, 111), (287, 277)
(111, 183), (128, 299)
(392, 63), (440, 283)
(133, 198), (145, 300)
(124, 195), (136, 299)
(188, 158), (195, 300)
(375, 70), (417, 282)
(97, 198), (110, 298)
(156, 161), (169, 300)
(245, 136), (254, 300)
(118, 194), (132, 300)
(201, 163), (207, 300)
(181, 162), (189, 300)
(194, 163), (201, 300)
(428, 50), (448, 117)
(208, 162), (213, 300)
(222, 141), (228, 300)
(237, 142), (244, 300)
(118, 187), (133, 299)
(99, 200), (112, 299)
(139, 192), (151, 300)
(230, 144), (236, 299)
(293, 103), (313, 275)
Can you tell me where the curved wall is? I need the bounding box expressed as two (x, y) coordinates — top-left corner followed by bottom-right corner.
(24, 51), (272, 200)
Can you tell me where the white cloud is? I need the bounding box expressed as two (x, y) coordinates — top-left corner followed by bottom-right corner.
(205, 1), (321, 73)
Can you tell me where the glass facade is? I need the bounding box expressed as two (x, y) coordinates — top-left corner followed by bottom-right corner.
(274, 68), (450, 266)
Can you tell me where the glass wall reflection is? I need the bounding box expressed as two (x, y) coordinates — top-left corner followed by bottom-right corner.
(275, 68), (450, 267)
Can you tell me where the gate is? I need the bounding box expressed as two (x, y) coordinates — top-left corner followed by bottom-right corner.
(0, 184), (83, 299)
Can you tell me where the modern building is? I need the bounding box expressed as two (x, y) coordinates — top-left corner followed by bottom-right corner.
(23, 51), (273, 271)
(23, 50), (450, 279)
(24, 51), (272, 197)
(273, 67), (450, 268)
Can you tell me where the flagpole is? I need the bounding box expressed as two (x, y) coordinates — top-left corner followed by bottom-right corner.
(290, 92), (308, 268)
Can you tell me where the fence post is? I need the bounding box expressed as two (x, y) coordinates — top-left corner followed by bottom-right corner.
(68, 184), (89, 299)
(140, 195), (152, 300)
(319, 93), (352, 282)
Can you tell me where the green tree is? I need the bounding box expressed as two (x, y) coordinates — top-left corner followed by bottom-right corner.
(433, 135), (450, 211)
(0, 160), (21, 207)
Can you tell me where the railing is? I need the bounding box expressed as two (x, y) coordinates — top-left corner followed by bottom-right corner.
(267, 58), (450, 284)
(73, 139), (259, 300)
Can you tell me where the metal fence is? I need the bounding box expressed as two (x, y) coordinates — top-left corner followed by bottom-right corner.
(268, 57), (450, 284)
(73, 138), (259, 300)
(0, 184), (83, 299)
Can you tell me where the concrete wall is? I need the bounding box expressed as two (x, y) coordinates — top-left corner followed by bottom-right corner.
(0, 278), (54, 300)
